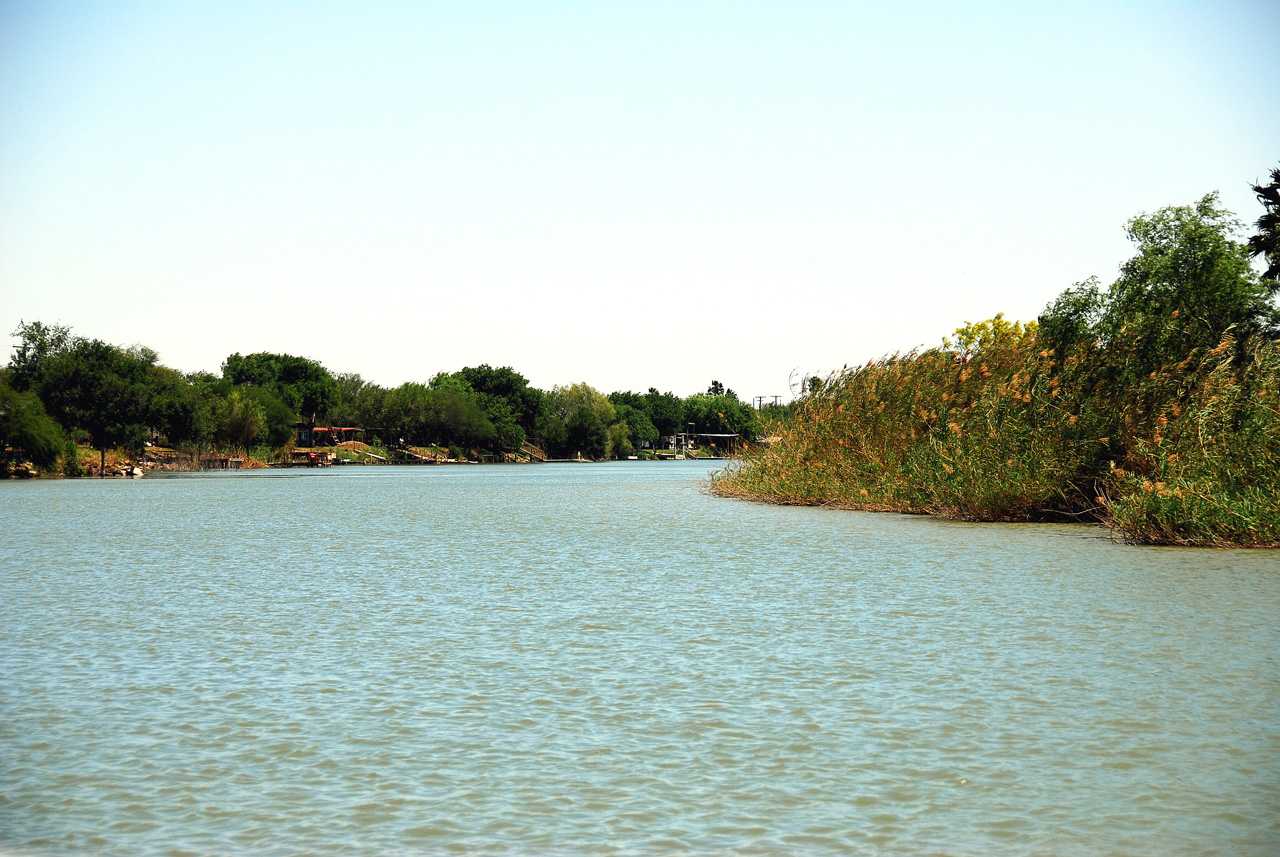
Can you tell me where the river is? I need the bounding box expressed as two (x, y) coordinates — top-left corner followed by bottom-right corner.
(1, 461), (1277, 855)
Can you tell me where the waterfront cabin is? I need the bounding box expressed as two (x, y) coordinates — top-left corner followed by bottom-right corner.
(294, 424), (362, 447)
(667, 432), (741, 456)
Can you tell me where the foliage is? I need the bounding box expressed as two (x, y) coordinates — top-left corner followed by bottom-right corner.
(8, 320), (76, 394)
(682, 393), (762, 440)
(1036, 277), (1105, 357)
(536, 409), (568, 455)
(549, 382), (616, 425)
(221, 389), (266, 449)
(0, 376), (63, 472)
(222, 352), (338, 419)
(457, 364), (546, 433)
(380, 383), (496, 448)
(543, 382), (618, 459)
(644, 388), (685, 437)
(349, 382), (389, 431)
(474, 393), (525, 450)
(565, 406), (608, 459)
(328, 372), (370, 426)
(1101, 193), (1276, 369)
(945, 313), (1036, 357)
(62, 438), (84, 477)
(611, 402), (659, 449)
(38, 338), (156, 457)
(607, 421), (634, 459)
(242, 387), (296, 447)
(148, 365), (208, 446)
(427, 371), (473, 395)
(1249, 164), (1280, 284)
(406, 365), (546, 451)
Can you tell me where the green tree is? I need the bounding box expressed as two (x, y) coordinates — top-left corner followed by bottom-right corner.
(352, 382), (389, 433)
(383, 383), (496, 449)
(683, 393), (762, 440)
(608, 390), (648, 412)
(242, 387), (296, 447)
(565, 406), (608, 459)
(549, 382), (616, 425)
(148, 365), (209, 446)
(1249, 165), (1280, 284)
(427, 371), (474, 395)
(328, 372), (369, 426)
(221, 389), (266, 449)
(474, 393), (525, 450)
(434, 390), (497, 449)
(39, 339), (155, 475)
(1044, 193), (1279, 375)
(537, 409), (568, 457)
(644, 388), (684, 437)
(182, 372), (234, 451)
(457, 364), (546, 435)
(607, 421), (634, 459)
(1037, 277), (1106, 358)
(8, 320), (75, 394)
(0, 376), (63, 473)
(611, 402), (659, 449)
(1101, 193), (1277, 371)
(383, 383), (431, 444)
(433, 366), (537, 451)
(222, 352), (338, 420)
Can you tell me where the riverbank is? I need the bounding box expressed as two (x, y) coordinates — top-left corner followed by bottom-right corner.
(11, 441), (721, 478)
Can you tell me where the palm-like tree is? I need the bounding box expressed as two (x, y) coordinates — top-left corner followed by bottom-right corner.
(1249, 165), (1280, 288)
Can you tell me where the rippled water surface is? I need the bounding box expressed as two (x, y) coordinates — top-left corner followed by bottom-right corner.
(2, 462), (1278, 855)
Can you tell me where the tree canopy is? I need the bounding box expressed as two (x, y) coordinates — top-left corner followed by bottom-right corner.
(38, 338), (157, 468)
(7, 320), (75, 395)
(1041, 192), (1279, 381)
(221, 352), (337, 420)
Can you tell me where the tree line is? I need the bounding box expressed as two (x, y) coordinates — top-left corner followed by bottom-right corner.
(1, 325), (763, 473)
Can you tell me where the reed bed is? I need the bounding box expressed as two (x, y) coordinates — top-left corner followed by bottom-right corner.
(714, 326), (1280, 548)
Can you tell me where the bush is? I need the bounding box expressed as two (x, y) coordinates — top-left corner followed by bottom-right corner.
(61, 440), (84, 477)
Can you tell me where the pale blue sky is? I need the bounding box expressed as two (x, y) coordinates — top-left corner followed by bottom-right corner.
(2, 1), (1277, 400)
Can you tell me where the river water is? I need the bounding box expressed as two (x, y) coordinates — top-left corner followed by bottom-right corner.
(1, 461), (1277, 856)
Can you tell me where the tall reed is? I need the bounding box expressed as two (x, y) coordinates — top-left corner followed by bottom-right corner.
(713, 324), (1280, 547)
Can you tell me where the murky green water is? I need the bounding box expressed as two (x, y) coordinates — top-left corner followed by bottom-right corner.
(2, 462), (1277, 855)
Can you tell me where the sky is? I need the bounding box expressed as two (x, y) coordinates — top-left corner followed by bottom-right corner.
(2, 1), (1277, 402)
